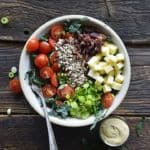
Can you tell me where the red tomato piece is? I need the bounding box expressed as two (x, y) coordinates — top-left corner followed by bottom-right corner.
(65, 32), (73, 39)
(9, 79), (22, 94)
(34, 54), (49, 68)
(26, 38), (40, 53)
(51, 73), (58, 87)
(42, 84), (56, 98)
(51, 24), (64, 40)
(52, 63), (59, 72)
(40, 66), (53, 79)
(57, 85), (74, 100)
(48, 38), (56, 49)
(39, 41), (52, 54)
(49, 52), (58, 64)
(102, 92), (114, 108)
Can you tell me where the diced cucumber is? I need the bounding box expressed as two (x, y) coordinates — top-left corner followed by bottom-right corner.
(109, 70), (115, 76)
(88, 70), (99, 78)
(87, 56), (100, 67)
(93, 62), (107, 71)
(116, 53), (125, 62)
(115, 74), (124, 83)
(104, 65), (114, 74)
(104, 42), (118, 55)
(103, 84), (112, 93)
(105, 75), (114, 85)
(101, 46), (109, 56)
(115, 62), (124, 71)
(111, 82), (122, 90)
(95, 76), (104, 84)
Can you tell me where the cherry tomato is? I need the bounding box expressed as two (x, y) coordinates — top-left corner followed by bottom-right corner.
(57, 85), (74, 100)
(102, 92), (114, 108)
(51, 24), (64, 40)
(40, 66), (53, 79)
(34, 54), (49, 68)
(51, 73), (58, 87)
(48, 38), (56, 49)
(52, 63), (59, 72)
(65, 32), (73, 39)
(9, 79), (22, 94)
(49, 52), (58, 64)
(42, 84), (56, 98)
(26, 38), (40, 53)
(39, 41), (52, 54)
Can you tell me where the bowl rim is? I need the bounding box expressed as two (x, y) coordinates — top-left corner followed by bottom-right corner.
(19, 15), (131, 127)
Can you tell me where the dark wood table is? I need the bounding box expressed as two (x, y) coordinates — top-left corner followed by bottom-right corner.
(0, 0), (150, 150)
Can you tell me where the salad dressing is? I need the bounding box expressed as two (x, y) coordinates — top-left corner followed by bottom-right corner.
(100, 117), (129, 146)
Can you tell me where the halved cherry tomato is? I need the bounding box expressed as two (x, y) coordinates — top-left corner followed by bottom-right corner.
(34, 54), (49, 68)
(48, 38), (56, 49)
(65, 32), (73, 39)
(52, 62), (59, 72)
(49, 52), (58, 64)
(51, 73), (58, 87)
(26, 38), (40, 53)
(9, 79), (22, 94)
(42, 84), (56, 98)
(39, 41), (52, 54)
(51, 24), (64, 40)
(102, 92), (114, 108)
(57, 85), (74, 100)
(40, 66), (53, 79)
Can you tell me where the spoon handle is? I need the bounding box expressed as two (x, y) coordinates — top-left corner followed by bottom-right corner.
(39, 92), (58, 150)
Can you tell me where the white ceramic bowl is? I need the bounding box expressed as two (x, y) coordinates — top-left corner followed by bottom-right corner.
(19, 15), (131, 127)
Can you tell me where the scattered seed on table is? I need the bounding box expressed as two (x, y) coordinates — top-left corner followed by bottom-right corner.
(7, 108), (12, 115)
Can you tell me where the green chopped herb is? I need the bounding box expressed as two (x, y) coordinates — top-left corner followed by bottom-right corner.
(11, 66), (17, 74)
(49, 102), (70, 119)
(1, 16), (9, 25)
(66, 82), (103, 119)
(57, 72), (69, 85)
(135, 117), (145, 137)
(64, 20), (84, 33)
(25, 69), (48, 87)
(8, 72), (15, 79)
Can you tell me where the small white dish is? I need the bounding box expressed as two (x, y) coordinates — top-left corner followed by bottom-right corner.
(19, 15), (131, 127)
(99, 117), (130, 147)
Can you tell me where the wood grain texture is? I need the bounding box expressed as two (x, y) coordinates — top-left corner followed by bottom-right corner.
(0, 115), (149, 150)
(0, 42), (150, 115)
(0, 0), (150, 43)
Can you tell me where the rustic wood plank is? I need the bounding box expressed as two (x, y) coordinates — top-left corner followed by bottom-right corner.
(0, 0), (150, 43)
(105, 0), (150, 43)
(0, 42), (150, 115)
(0, 115), (149, 150)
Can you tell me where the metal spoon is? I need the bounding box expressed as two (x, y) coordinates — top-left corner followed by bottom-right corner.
(31, 84), (58, 150)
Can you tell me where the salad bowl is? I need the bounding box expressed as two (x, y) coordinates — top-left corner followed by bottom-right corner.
(19, 15), (131, 127)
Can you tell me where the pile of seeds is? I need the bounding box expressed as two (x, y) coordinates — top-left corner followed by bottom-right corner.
(55, 39), (88, 87)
